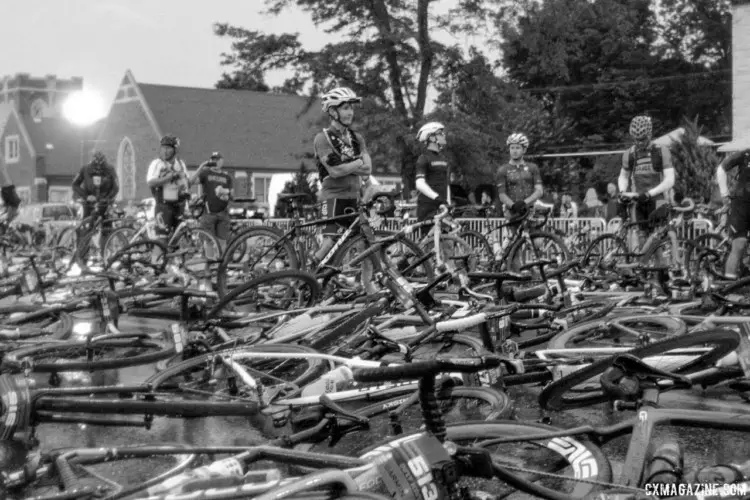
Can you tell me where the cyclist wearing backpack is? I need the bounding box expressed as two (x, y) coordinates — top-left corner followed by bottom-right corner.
(617, 115), (675, 249)
(496, 133), (543, 218)
(147, 134), (190, 241)
(312, 87), (372, 264)
(716, 148), (750, 279)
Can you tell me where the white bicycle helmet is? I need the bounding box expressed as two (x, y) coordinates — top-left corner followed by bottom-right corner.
(417, 122), (445, 143)
(629, 115), (652, 139)
(321, 87), (361, 112)
(506, 133), (529, 149)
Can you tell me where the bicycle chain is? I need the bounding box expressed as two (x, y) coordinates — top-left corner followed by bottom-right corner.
(497, 462), (649, 494)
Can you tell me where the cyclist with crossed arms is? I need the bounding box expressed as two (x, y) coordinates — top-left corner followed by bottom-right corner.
(312, 87), (372, 265)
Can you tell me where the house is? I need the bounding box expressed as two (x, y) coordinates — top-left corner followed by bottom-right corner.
(95, 70), (402, 207)
(0, 73), (99, 203)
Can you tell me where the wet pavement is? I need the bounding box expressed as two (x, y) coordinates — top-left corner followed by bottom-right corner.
(23, 314), (750, 497)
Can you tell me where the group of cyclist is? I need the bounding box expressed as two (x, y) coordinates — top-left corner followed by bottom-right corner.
(66, 133), (234, 253)
(4, 84), (750, 281)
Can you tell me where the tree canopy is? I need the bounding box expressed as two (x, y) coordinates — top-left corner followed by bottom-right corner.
(214, 0), (732, 196)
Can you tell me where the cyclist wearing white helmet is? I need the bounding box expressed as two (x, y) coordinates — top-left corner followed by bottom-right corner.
(617, 115), (675, 250)
(414, 121), (450, 225)
(313, 87), (372, 262)
(496, 133), (542, 217)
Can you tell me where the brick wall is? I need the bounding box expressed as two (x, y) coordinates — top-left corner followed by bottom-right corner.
(1, 119), (35, 196)
(96, 100), (160, 201)
(734, 4), (750, 140)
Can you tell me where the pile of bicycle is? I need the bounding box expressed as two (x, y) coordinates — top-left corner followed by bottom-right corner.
(1, 190), (750, 499)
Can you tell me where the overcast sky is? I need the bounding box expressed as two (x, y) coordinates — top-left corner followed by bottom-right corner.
(1, 0), (494, 118)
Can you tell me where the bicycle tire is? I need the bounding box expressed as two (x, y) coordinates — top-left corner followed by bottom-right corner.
(548, 314), (688, 350)
(208, 269), (321, 319)
(147, 344), (329, 394)
(172, 227), (221, 267)
(294, 386), (514, 456)
(102, 226), (138, 260)
(458, 229), (494, 270)
(332, 230), (435, 283)
(0, 311), (73, 346)
(507, 231), (571, 273)
(358, 421), (611, 500)
(684, 233), (728, 280)
(539, 328), (741, 411)
(2, 335), (175, 374)
(582, 234), (628, 270)
(105, 239), (169, 277)
(217, 225), (300, 298)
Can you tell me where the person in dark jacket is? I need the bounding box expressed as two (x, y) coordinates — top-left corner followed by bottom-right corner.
(72, 151), (119, 250)
(0, 153), (21, 223)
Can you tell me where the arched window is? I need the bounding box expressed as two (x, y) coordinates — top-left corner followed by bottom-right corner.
(117, 137), (136, 200)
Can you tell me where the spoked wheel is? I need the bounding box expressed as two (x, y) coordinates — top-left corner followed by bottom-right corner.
(539, 328), (740, 411)
(548, 314), (688, 350)
(507, 231), (570, 274)
(102, 227), (137, 263)
(208, 270), (321, 320)
(13, 444), (198, 500)
(172, 227), (221, 275)
(582, 234), (628, 272)
(354, 421), (612, 500)
(146, 345), (329, 414)
(218, 226), (299, 298)
(105, 239), (168, 285)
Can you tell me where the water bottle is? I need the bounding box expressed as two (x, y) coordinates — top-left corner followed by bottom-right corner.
(301, 365), (354, 397)
(643, 441), (683, 484)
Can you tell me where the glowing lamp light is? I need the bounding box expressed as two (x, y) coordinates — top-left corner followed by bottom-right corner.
(63, 90), (106, 126)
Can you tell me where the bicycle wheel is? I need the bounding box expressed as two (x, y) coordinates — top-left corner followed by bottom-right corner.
(333, 230), (435, 286)
(295, 386), (514, 455)
(171, 227), (221, 273)
(507, 231), (570, 273)
(684, 233), (729, 280)
(218, 226), (300, 298)
(208, 269), (321, 320)
(458, 230), (494, 271)
(548, 314), (688, 350)
(105, 239), (168, 283)
(582, 234), (628, 271)
(357, 421), (612, 500)
(146, 344), (328, 404)
(539, 328), (741, 411)
(102, 226), (137, 262)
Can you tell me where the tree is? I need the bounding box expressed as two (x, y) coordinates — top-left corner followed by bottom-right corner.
(499, 0), (731, 143)
(216, 68), (270, 91)
(213, 0), (506, 188)
(274, 162), (319, 218)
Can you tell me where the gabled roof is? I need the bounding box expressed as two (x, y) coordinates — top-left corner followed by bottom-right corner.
(23, 116), (101, 175)
(137, 83), (321, 170)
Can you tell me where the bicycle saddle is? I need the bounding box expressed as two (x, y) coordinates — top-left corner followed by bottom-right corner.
(600, 353), (692, 399)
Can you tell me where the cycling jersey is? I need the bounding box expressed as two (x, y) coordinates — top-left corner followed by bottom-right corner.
(198, 168), (233, 213)
(621, 144), (673, 200)
(495, 162), (541, 203)
(415, 150), (449, 206)
(72, 163), (119, 202)
(719, 149), (750, 202)
(147, 158), (189, 204)
(314, 127), (367, 200)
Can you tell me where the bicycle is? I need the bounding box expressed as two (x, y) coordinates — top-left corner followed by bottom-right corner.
(216, 191), (433, 298)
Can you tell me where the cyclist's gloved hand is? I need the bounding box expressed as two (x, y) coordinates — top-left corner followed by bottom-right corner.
(512, 200), (527, 214)
(636, 191), (652, 204)
(86, 195), (97, 203)
(722, 196), (731, 208)
(433, 195), (448, 207)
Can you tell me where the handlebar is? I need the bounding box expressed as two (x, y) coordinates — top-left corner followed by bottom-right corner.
(352, 355), (504, 382)
(671, 197), (695, 213)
